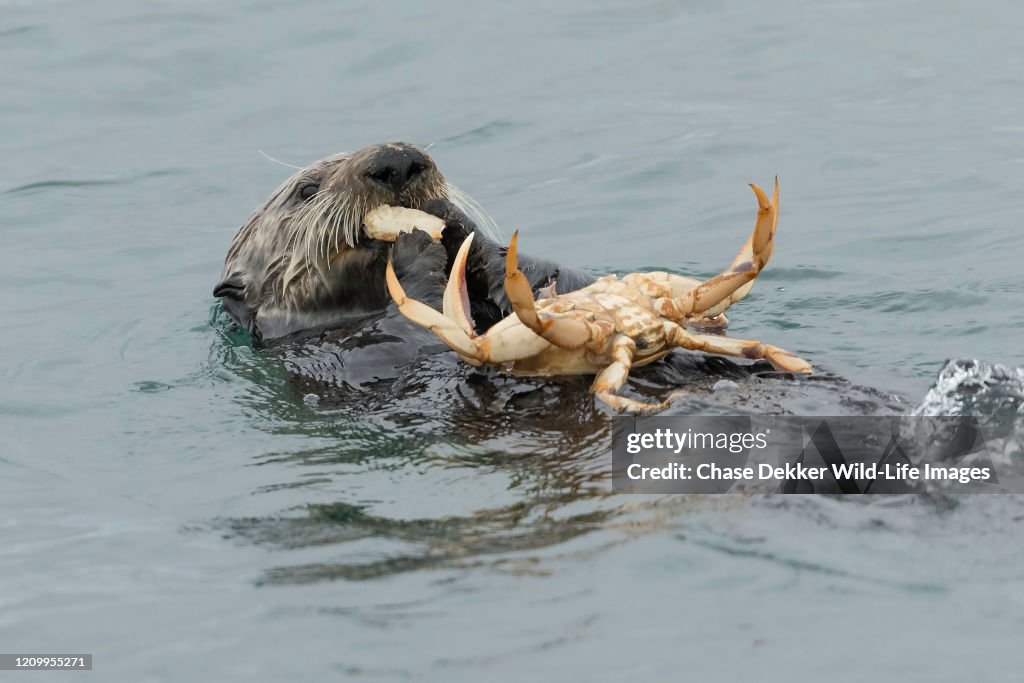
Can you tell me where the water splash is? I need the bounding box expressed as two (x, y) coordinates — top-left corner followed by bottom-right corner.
(913, 358), (1024, 418)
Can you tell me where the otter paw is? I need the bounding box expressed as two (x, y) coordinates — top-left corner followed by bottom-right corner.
(423, 199), (478, 245)
(390, 229), (449, 301)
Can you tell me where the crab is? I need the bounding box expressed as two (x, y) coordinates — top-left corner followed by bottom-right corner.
(385, 179), (811, 413)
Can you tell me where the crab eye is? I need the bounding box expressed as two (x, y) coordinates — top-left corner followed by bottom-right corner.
(298, 183), (319, 201)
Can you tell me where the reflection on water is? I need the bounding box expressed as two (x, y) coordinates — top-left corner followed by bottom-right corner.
(205, 305), (918, 587)
(204, 304), (1023, 598)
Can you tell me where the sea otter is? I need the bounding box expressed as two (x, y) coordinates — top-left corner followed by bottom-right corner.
(214, 141), (593, 345)
(211, 141), (919, 451)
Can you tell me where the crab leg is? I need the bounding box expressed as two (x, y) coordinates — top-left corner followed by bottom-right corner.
(657, 178), (779, 321)
(663, 321), (811, 373)
(504, 231), (611, 350)
(592, 335), (687, 414)
(386, 234), (550, 365)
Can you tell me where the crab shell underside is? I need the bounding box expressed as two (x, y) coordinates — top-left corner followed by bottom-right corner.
(386, 179), (811, 413)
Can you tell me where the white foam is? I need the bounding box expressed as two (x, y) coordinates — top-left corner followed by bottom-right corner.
(913, 359), (1024, 418)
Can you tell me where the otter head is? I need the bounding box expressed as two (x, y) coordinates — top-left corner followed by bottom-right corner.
(214, 142), (489, 341)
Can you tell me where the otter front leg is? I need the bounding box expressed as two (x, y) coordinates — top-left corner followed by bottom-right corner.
(387, 229), (449, 310)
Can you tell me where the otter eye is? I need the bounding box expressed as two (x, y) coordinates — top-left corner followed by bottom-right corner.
(298, 183), (319, 201)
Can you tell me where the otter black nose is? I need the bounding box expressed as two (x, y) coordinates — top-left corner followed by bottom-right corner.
(364, 146), (430, 194)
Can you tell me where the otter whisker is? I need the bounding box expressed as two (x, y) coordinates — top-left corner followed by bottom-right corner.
(298, 196), (316, 263)
(330, 198), (345, 260)
(257, 149), (303, 170)
(344, 197), (364, 248)
(338, 197), (352, 247)
(302, 193), (332, 266)
(445, 184), (502, 241)
(320, 194), (338, 262)
(333, 213), (339, 258)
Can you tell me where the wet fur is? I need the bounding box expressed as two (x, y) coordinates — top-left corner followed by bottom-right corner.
(215, 143), (504, 342)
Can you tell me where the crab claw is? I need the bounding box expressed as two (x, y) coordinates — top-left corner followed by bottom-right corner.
(503, 231), (545, 334)
(660, 178), (779, 321)
(387, 232), (552, 365)
(385, 240), (481, 363)
(504, 231), (607, 350)
(442, 232), (476, 338)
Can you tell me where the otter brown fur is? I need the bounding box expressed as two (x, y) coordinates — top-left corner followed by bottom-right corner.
(215, 141), (596, 350)
(214, 142), (495, 341)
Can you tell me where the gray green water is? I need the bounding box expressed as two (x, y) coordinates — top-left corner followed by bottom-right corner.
(2, 1), (1024, 680)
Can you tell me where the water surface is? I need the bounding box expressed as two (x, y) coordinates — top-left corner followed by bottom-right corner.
(2, 0), (1024, 680)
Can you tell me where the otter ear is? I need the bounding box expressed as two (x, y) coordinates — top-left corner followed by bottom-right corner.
(213, 274), (246, 301)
